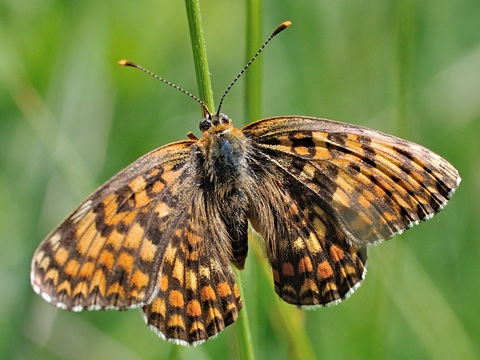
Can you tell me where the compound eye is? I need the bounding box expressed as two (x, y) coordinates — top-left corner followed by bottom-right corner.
(199, 118), (212, 131)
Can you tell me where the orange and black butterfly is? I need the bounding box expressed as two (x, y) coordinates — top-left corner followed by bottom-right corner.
(31, 21), (460, 346)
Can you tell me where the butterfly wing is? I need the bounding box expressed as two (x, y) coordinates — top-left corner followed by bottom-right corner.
(142, 196), (242, 345)
(243, 116), (460, 306)
(31, 141), (198, 310)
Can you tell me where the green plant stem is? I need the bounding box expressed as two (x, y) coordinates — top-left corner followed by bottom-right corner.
(184, 0), (215, 113)
(184, 1), (254, 358)
(234, 268), (255, 360)
(245, 0), (263, 123)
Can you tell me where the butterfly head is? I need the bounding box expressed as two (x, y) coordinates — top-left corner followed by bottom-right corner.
(199, 113), (233, 135)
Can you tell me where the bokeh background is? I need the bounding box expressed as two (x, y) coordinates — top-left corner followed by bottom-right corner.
(1, 1), (479, 359)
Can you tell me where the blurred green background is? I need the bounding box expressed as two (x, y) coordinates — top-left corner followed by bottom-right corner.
(1, 0), (479, 359)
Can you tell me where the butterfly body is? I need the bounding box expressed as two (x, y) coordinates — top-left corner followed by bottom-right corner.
(32, 114), (460, 345)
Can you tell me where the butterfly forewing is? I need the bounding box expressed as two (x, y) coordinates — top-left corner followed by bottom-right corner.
(31, 140), (196, 311)
(243, 116), (460, 245)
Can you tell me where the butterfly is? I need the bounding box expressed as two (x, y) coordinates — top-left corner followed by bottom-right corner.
(31, 21), (460, 346)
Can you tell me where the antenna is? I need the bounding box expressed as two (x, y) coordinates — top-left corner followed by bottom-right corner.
(118, 59), (211, 117)
(216, 20), (292, 114)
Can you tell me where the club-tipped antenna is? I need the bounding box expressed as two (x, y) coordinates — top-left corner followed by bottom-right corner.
(216, 20), (292, 115)
(118, 59), (211, 117)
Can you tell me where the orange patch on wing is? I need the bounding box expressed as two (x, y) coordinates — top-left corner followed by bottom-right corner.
(201, 285), (216, 301)
(149, 168), (160, 177)
(124, 223), (144, 250)
(362, 189), (377, 202)
(151, 298), (166, 316)
(129, 176), (147, 192)
(155, 201), (171, 218)
(134, 191), (150, 207)
(105, 228), (124, 251)
(373, 179), (388, 197)
(312, 206), (327, 226)
(233, 283), (240, 298)
(128, 289), (140, 299)
(73, 281), (88, 298)
(300, 279), (319, 295)
(199, 266), (211, 279)
(186, 300), (202, 317)
(172, 259), (184, 285)
(189, 321), (205, 333)
(75, 212), (96, 240)
(76, 215), (97, 255)
(323, 281), (338, 294)
(78, 262), (95, 278)
(225, 302), (237, 312)
(205, 307), (222, 322)
(382, 210), (397, 223)
(107, 282), (125, 298)
(305, 232), (322, 254)
(64, 259), (80, 277)
(45, 268), (59, 285)
(295, 146), (310, 156)
(89, 269), (106, 296)
(186, 231), (202, 246)
(121, 209), (138, 226)
(98, 250), (115, 270)
(186, 249), (200, 261)
(169, 290), (184, 308)
(160, 274), (169, 291)
(318, 261), (334, 279)
(330, 244), (345, 262)
(313, 139), (331, 159)
(102, 194), (118, 218)
(86, 235), (106, 259)
(185, 270), (198, 291)
(164, 244), (177, 265)
(151, 180), (165, 193)
(167, 314), (185, 329)
(57, 280), (72, 296)
(131, 269), (149, 289)
(344, 265), (357, 276)
(117, 253), (134, 273)
(139, 239), (157, 263)
(298, 256), (313, 273)
(53, 247), (69, 266)
(282, 262), (294, 276)
(217, 282), (232, 298)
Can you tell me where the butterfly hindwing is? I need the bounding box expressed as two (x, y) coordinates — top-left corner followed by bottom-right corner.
(142, 200), (242, 345)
